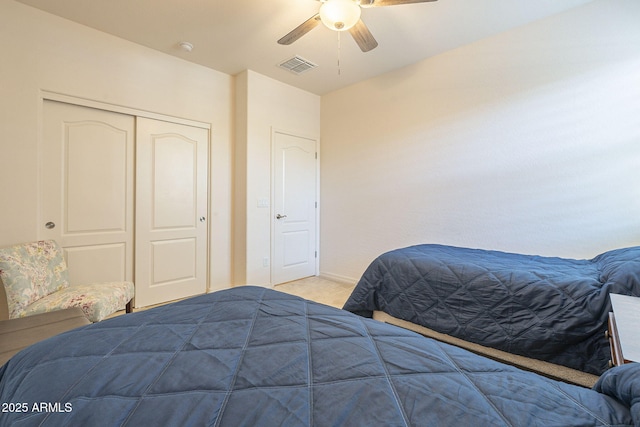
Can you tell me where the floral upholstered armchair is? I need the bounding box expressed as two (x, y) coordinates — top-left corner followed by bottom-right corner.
(0, 240), (134, 322)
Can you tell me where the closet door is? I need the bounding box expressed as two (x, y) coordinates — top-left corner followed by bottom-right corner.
(135, 118), (209, 307)
(41, 101), (135, 286)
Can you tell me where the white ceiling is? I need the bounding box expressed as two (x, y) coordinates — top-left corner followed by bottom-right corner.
(16, 0), (595, 95)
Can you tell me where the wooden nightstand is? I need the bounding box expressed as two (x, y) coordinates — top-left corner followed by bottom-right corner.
(607, 312), (627, 367)
(606, 294), (640, 368)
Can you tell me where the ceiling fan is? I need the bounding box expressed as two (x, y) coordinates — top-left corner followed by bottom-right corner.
(278, 0), (438, 53)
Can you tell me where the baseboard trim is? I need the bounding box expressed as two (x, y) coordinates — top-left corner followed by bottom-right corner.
(318, 272), (358, 285)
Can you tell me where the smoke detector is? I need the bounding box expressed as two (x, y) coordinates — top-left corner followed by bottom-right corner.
(179, 41), (194, 52)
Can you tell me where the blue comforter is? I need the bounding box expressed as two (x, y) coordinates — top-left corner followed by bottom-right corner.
(343, 245), (640, 375)
(0, 287), (637, 426)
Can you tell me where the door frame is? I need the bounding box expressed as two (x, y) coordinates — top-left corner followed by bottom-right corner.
(39, 91), (211, 129)
(270, 127), (320, 285)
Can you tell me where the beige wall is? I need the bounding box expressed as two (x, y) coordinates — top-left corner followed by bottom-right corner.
(320, 0), (640, 283)
(0, 0), (234, 290)
(235, 71), (321, 286)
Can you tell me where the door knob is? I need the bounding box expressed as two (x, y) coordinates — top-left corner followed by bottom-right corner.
(199, 216), (206, 222)
(45, 222), (56, 229)
(276, 214), (287, 220)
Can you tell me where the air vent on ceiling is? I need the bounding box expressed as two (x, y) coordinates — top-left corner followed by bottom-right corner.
(278, 56), (318, 75)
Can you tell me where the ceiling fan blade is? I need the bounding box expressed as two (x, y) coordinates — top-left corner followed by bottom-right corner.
(361, 0), (437, 7)
(278, 14), (322, 45)
(349, 19), (378, 52)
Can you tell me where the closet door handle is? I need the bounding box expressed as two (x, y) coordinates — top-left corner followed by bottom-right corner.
(276, 214), (287, 220)
(45, 222), (56, 229)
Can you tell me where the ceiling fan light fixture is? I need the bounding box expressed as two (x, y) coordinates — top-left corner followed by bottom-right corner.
(319, 0), (361, 31)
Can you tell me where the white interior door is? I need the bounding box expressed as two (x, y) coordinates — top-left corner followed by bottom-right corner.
(41, 101), (134, 286)
(272, 130), (318, 285)
(135, 117), (209, 307)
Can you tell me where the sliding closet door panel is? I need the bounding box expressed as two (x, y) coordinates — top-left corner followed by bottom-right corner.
(41, 101), (134, 286)
(135, 117), (209, 307)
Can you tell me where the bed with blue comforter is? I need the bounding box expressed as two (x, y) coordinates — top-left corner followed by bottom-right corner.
(343, 244), (640, 375)
(0, 286), (638, 426)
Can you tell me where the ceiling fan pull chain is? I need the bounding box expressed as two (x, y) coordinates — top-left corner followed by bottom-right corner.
(337, 31), (341, 76)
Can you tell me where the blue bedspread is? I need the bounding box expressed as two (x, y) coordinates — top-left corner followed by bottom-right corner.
(343, 245), (640, 375)
(0, 287), (636, 426)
